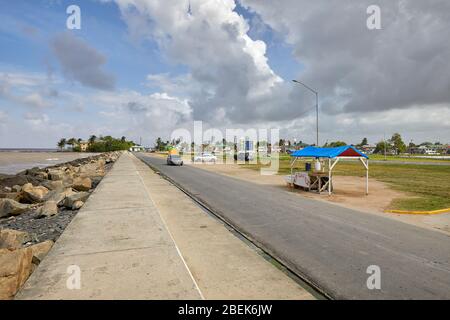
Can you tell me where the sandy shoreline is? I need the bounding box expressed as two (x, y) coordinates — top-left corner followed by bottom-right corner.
(0, 152), (100, 175)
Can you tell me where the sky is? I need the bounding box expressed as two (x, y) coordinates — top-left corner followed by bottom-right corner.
(0, 0), (449, 148)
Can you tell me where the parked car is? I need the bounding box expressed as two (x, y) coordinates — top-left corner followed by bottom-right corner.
(234, 151), (255, 161)
(194, 152), (217, 163)
(167, 154), (183, 166)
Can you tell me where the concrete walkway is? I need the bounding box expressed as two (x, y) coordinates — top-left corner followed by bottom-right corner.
(17, 152), (313, 300)
(17, 152), (201, 299)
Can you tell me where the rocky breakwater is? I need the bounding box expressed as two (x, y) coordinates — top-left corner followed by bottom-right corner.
(0, 151), (121, 299)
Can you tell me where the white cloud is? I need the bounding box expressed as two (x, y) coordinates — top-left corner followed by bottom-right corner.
(0, 109), (78, 148)
(113, 0), (284, 123)
(0, 71), (47, 87)
(146, 73), (197, 99)
(281, 105), (450, 145)
(109, 0), (450, 144)
(0, 71), (56, 109)
(92, 89), (193, 145)
(3, 1), (450, 147)
(21, 93), (51, 109)
(0, 110), (7, 123)
(23, 112), (50, 128)
(241, 0), (450, 114)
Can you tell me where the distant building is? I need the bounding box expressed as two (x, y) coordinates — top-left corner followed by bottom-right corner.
(79, 141), (89, 152)
(411, 144), (448, 155)
(212, 144), (232, 154)
(359, 144), (376, 155)
(270, 146), (281, 153)
(129, 145), (145, 152)
(257, 146), (267, 153)
(292, 141), (309, 150)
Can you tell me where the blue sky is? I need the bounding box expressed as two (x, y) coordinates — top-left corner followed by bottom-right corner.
(1, 0), (449, 148)
(0, 0), (299, 91)
(1, 0), (170, 90)
(0, 0), (303, 148)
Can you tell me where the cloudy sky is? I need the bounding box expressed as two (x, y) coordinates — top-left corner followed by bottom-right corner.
(1, 0), (449, 148)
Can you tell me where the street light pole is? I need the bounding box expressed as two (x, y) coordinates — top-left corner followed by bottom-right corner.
(292, 80), (319, 146)
(315, 91), (318, 147)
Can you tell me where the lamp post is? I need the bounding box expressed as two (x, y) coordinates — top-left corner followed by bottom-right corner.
(292, 79), (319, 146)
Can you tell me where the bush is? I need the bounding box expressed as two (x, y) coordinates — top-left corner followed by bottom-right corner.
(87, 139), (134, 152)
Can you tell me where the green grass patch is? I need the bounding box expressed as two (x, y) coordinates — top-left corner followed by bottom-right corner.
(368, 154), (450, 162)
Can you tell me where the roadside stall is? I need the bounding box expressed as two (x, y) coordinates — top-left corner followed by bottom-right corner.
(286, 146), (369, 195)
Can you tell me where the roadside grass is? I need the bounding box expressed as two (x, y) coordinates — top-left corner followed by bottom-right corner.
(244, 158), (450, 211)
(368, 154), (450, 162)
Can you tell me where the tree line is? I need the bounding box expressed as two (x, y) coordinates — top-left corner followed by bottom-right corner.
(155, 132), (445, 155)
(57, 135), (135, 152)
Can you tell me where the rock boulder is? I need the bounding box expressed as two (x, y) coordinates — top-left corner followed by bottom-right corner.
(72, 200), (84, 210)
(0, 199), (30, 218)
(37, 201), (58, 218)
(29, 240), (53, 263)
(43, 188), (75, 206)
(64, 192), (90, 209)
(0, 192), (21, 202)
(22, 183), (49, 203)
(48, 170), (64, 181)
(0, 247), (33, 300)
(0, 229), (31, 250)
(41, 180), (63, 191)
(35, 172), (48, 180)
(72, 177), (92, 192)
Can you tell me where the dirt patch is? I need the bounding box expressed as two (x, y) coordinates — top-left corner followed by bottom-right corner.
(301, 175), (405, 214)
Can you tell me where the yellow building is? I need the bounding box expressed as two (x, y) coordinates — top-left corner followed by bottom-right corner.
(79, 141), (89, 152)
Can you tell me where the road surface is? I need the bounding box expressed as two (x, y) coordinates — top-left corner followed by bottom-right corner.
(137, 154), (450, 300)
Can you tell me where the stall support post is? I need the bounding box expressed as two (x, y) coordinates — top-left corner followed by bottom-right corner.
(366, 159), (369, 195)
(328, 158), (331, 196)
(290, 162), (293, 187)
(359, 157), (369, 195)
(290, 157), (297, 188)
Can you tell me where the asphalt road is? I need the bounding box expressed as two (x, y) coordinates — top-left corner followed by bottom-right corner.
(137, 154), (450, 300)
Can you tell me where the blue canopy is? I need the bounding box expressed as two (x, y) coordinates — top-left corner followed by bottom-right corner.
(290, 145), (368, 159)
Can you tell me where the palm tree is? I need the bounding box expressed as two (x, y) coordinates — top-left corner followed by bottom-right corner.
(67, 138), (77, 148)
(88, 135), (97, 144)
(155, 137), (163, 151)
(57, 138), (66, 151)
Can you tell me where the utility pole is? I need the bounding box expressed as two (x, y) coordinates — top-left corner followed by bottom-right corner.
(315, 91), (319, 146)
(292, 80), (319, 146)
